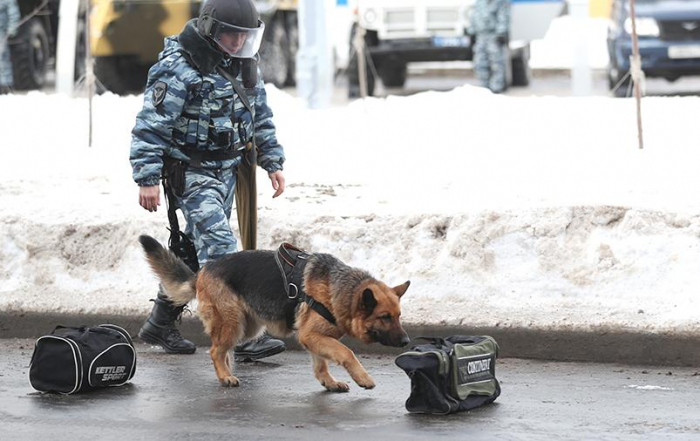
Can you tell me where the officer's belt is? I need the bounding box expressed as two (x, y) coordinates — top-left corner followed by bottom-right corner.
(274, 243), (337, 329)
(179, 144), (246, 168)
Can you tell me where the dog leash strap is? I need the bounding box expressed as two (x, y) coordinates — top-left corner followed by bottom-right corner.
(163, 181), (181, 247)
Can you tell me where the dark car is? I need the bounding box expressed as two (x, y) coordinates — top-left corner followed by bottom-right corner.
(607, 0), (700, 96)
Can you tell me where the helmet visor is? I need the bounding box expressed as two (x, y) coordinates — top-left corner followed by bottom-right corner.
(211, 19), (265, 58)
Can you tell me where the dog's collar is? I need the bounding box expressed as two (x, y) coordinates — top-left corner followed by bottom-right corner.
(275, 243), (337, 328)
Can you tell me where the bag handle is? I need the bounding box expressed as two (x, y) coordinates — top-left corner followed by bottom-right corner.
(410, 336), (449, 349)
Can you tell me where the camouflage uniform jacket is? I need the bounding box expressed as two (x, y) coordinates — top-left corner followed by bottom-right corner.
(130, 19), (285, 187)
(470, 0), (511, 36)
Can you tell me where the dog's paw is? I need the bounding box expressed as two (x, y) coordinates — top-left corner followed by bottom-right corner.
(324, 381), (350, 393)
(354, 374), (375, 390)
(220, 375), (240, 387)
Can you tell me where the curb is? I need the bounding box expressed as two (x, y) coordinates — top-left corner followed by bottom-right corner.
(1, 312), (697, 367)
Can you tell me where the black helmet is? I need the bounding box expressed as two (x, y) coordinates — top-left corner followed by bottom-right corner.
(198, 0), (265, 58)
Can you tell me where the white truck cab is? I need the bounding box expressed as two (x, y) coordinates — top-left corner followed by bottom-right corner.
(345, 0), (565, 96)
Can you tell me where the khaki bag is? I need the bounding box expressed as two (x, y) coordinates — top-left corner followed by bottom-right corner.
(395, 335), (501, 414)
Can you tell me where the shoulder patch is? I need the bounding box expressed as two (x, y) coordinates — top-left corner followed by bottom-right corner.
(153, 81), (167, 107)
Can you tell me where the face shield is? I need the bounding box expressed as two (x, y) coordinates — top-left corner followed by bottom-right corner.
(207, 19), (265, 58)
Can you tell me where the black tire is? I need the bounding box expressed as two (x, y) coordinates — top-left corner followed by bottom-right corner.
(259, 16), (290, 88)
(74, 16), (87, 82)
(347, 26), (376, 98)
(94, 56), (147, 95)
(9, 17), (50, 90)
(510, 46), (530, 87)
(379, 62), (407, 88)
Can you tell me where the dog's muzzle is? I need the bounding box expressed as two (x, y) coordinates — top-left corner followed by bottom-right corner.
(370, 330), (410, 348)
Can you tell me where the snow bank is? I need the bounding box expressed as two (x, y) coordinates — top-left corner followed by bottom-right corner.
(1, 86), (699, 334)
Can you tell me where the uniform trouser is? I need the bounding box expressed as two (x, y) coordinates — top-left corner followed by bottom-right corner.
(174, 166), (238, 266)
(0, 36), (13, 88)
(474, 34), (506, 93)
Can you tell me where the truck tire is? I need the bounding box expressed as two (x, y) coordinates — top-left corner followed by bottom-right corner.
(379, 63), (407, 88)
(94, 56), (146, 95)
(259, 15), (290, 88)
(510, 45), (530, 87)
(74, 15), (87, 82)
(10, 17), (50, 90)
(347, 26), (376, 98)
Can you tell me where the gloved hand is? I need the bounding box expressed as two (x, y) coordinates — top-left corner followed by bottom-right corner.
(496, 34), (508, 46)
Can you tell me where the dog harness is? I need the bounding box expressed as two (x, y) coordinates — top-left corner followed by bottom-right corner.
(274, 243), (337, 329)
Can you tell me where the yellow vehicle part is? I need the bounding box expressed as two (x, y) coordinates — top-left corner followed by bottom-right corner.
(276, 0), (298, 11)
(89, 0), (202, 62)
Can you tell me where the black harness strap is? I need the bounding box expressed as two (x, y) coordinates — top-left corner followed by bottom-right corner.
(274, 243), (337, 328)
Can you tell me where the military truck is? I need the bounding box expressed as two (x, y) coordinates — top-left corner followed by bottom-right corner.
(346, 0), (566, 97)
(9, 0), (298, 94)
(89, 0), (200, 95)
(10, 0), (58, 90)
(8, 0), (85, 90)
(90, 0), (298, 94)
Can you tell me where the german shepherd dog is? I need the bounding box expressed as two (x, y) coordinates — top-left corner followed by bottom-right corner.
(139, 235), (410, 392)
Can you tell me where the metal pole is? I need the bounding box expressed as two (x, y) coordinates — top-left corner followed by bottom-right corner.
(84, 0), (94, 147)
(353, 25), (367, 98)
(296, 0), (333, 108)
(629, 0), (644, 150)
(570, 0), (592, 96)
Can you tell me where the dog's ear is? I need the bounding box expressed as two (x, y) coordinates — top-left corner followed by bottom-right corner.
(361, 288), (377, 313)
(393, 281), (411, 298)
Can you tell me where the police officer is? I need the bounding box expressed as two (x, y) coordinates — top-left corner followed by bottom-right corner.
(470, 0), (511, 93)
(130, 0), (287, 359)
(0, 0), (19, 94)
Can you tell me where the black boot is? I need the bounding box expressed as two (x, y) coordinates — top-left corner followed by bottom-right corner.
(138, 293), (196, 354)
(234, 334), (286, 362)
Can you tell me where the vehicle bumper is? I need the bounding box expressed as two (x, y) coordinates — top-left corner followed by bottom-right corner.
(368, 39), (473, 63)
(615, 39), (700, 78)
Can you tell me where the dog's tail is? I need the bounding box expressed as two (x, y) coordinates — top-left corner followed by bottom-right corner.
(139, 235), (197, 306)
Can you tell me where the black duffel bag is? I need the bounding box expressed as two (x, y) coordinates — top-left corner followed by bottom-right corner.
(29, 324), (137, 394)
(395, 335), (501, 415)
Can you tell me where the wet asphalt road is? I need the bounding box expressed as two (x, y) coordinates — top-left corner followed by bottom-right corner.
(2, 339), (700, 440)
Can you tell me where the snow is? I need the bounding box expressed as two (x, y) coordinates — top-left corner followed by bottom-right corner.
(2, 83), (700, 335)
(625, 385), (674, 391)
